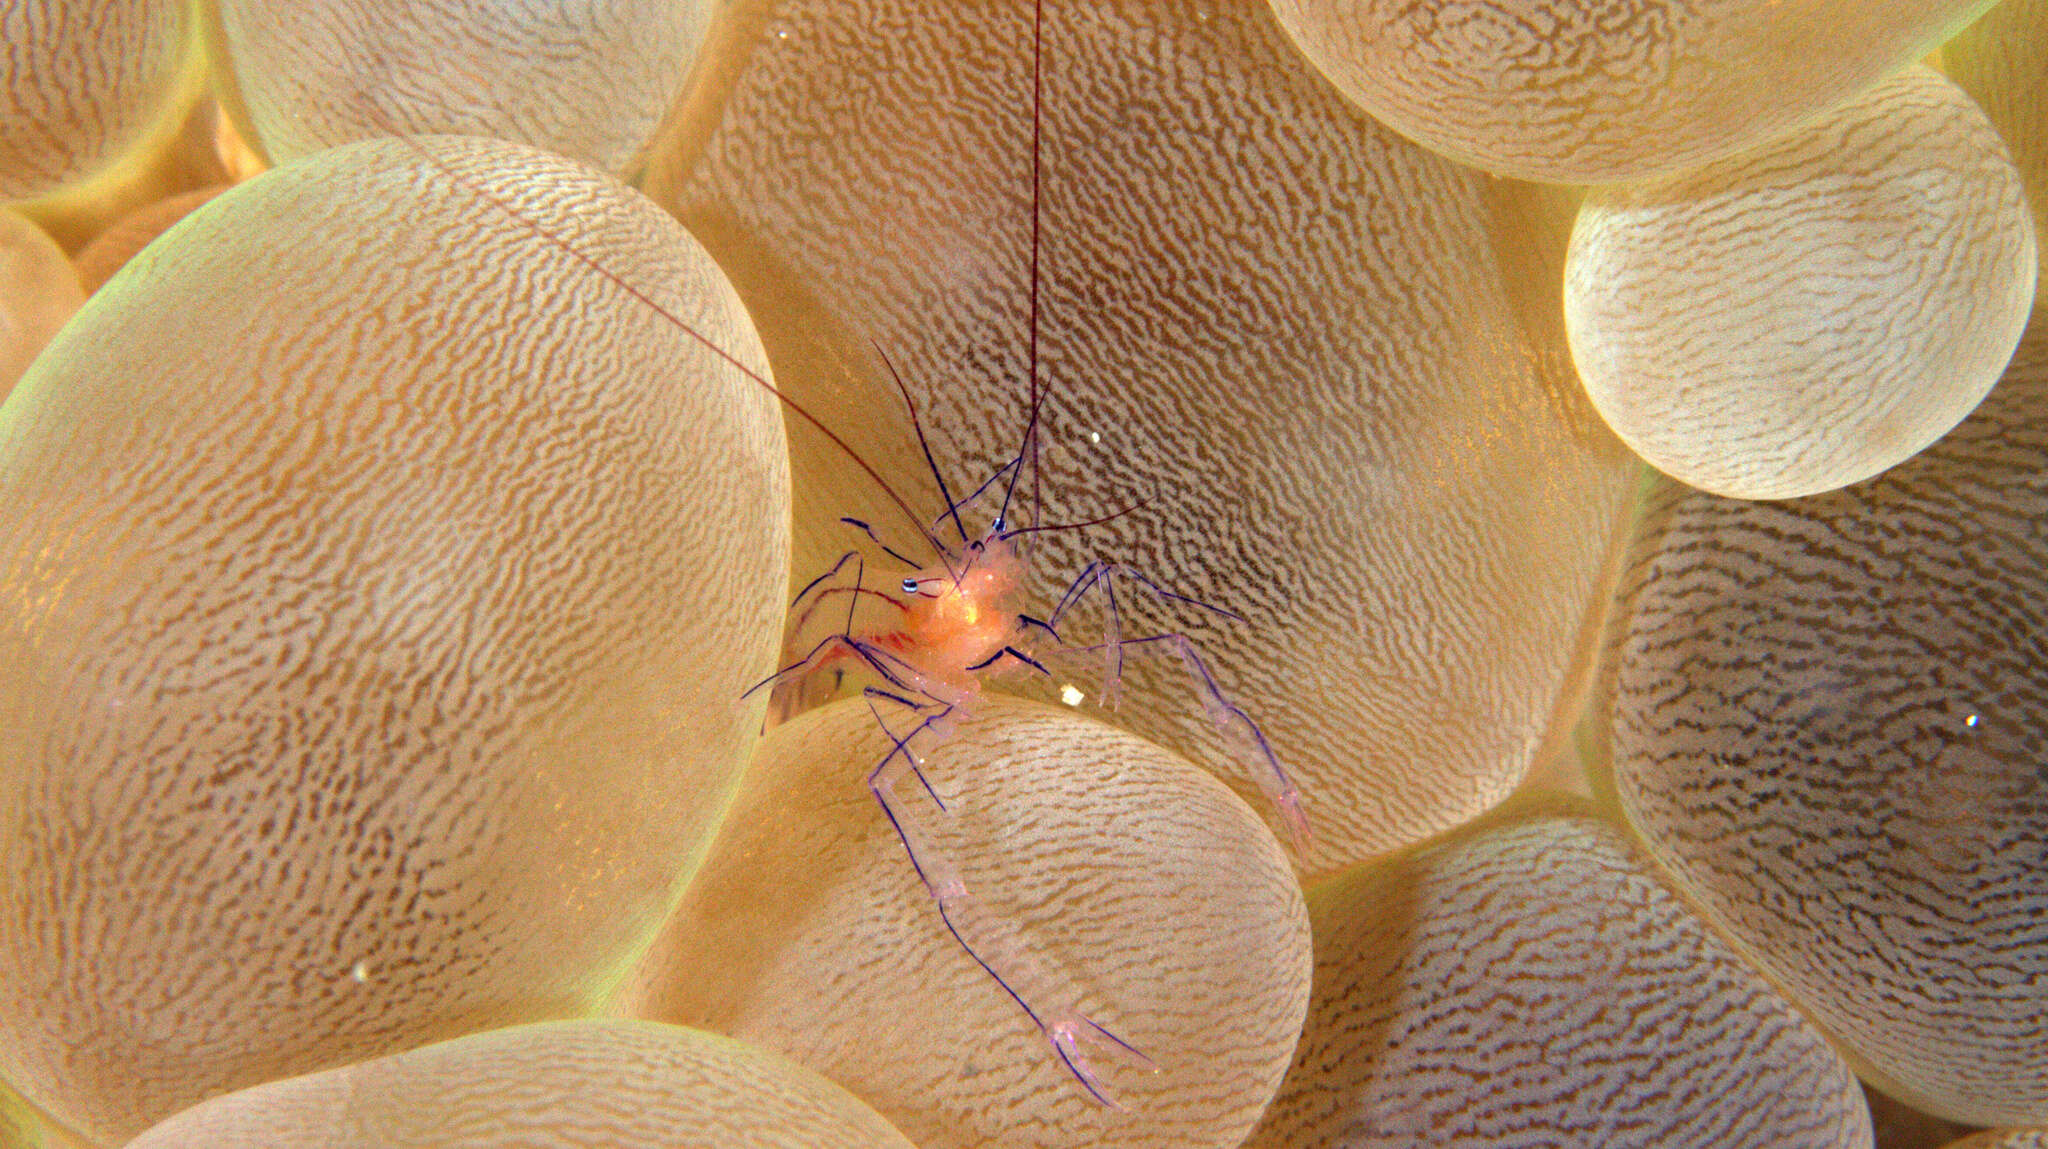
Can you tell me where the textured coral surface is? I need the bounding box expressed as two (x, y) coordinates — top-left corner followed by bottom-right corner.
(0, 0), (2043, 1145)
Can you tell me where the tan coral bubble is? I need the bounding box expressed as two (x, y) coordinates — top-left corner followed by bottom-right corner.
(0, 0), (191, 202)
(1267, 0), (1997, 183)
(1245, 815), (1871, 1148)
(0, 1081), (74, 1149)
(209, 0), (714, 172)
(1565, 65), (2036, 501)
(619, 695), (1311, 1149)
(647, 0), (1636, 878)
(1945, 0), (2048, 307)
(0, 135), (788, 1143)
(0, 210), (83, 402)
(71, 186), (225, 294)
(122, 1021), (914, 1148)
(1604, 318), (2048, 1125)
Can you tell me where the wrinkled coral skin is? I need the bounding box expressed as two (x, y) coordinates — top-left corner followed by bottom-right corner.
(0, 138), (787, 1143)
(0, 0), (2044, 1143)
(648, 0), (1638, 879)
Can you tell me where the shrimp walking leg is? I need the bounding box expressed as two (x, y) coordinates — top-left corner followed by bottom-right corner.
(745, 633), (924, 704)
(1064, 630), (1308, 847)
(1039, 561), (1307, 844)
(864, 702), (1156, 1106)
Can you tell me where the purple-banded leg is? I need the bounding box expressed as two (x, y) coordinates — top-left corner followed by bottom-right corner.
(1046, 561), (1127, 707)
(861, 698), (1157, 1106)
(1054, 631), (1310, 851)
(746, 634), (914, 704)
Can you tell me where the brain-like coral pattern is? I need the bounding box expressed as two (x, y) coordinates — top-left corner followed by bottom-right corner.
(1608, 317), (2048, 1125)
(0, 136), (787, 1142)
(1245, 814), (1871, 1148)
(124, 1020), (915, 1148)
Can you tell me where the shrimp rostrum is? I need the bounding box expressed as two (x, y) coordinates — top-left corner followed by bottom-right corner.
(745, 362), (1308, 1105)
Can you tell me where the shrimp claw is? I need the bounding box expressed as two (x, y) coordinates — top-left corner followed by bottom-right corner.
(1049, 1009), (1160, 1109)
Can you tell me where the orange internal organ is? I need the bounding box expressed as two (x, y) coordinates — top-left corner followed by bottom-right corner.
(880, 537), (1030, 691)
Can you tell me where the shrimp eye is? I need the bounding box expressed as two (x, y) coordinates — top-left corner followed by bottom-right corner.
(990, 516), (1005, 533)
(901, 577), (920, 594)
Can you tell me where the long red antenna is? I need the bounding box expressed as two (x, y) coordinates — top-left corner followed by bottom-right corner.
(998, 0), (1047, 533)
(363, 109), (953, 568)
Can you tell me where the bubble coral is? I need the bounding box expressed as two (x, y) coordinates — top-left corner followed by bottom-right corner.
(1264, 0), (2000, 183)
(0, 0), (192, 201)
(2, 0), (2045, 1141)
(1606, 316), (2048, 1125)
(0, 209), (82, 402)
(207, 0), (713, 173)
(70, 185), (224, 293)
(620, 695), (1311, 1149)
(122, 1020), (916, 1148)
(0, 135), (787, 1142)
(1245, 814), (1872, 1147)
(647, 0), (1636, 878)
(1944, 0), (2048, 307)
(1944, 1131), (2048, 1149)
(1565, 65), (2037, 501)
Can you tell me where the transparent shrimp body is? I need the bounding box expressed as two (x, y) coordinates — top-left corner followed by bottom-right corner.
(751, 479), (1311, 1105)
(357, 0), (1299, 1107)
(883, 536), (1029, 689)
(757, 514), (1165, 1103)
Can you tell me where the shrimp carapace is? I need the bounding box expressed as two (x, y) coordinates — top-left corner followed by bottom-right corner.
(887, 535), (1033, 688)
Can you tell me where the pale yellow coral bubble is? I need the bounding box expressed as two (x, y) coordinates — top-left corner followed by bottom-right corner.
(619, 695), (1311, 1149)
(1945, 0), (2048, 307)
(0, 136), (787, 1143)
(1566, 65), (2036, 501)
(0, 0), (192, 202)
(645, 0), (1635, 878)
(1267, 0), (1999, 183)
(1246, 814), (1871, 1147)
(0, 210), (82, 403)
(209, 0), (714, 172)
(70, 186), (224, 294)
(123, 1020), (915, 1148)
(1605, 318), (2048, 1125)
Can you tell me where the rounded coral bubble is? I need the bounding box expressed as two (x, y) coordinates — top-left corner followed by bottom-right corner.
(619, 695), (1311, 1149)
(1606, 319), (2048, 1125)
(1246, 814), (1872, 1147)
(0, 0), (190, 202)
(1266, 0), (1998, 183)
(0, 209), (83, 402)
(123, 1020), (915, 1148)
(0, 135), (788, 1142)
(210, 0), (713, 173)
(1565, 66), (2036, 501)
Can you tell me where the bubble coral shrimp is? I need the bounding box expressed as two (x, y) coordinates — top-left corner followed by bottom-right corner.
(744, 360), (1309, 1100)
(380, 0), (1306, 1106)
